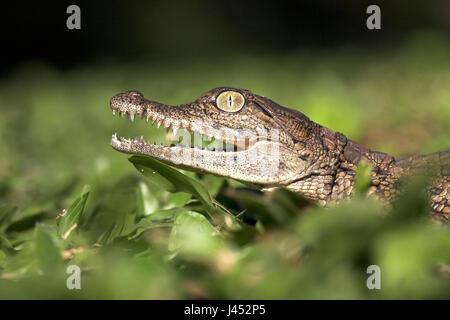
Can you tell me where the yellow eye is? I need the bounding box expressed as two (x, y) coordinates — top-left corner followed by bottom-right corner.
(216, 91), (245, 112)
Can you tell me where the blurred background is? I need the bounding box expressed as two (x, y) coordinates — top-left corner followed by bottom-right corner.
(0, 0), (449, 299)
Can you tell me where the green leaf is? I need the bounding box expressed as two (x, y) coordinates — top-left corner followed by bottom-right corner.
(390, 177), (430, 222)
(128, 208), (181, 239)
(5, 204), (50, 233)
(354, 160), (373, 194)
(201, 175), (225, 196)
(130, 156), (212, 207)
(168, 210), (221, 255)
(129, 156), (234, 225)
(58, 185), (90, 239)
(103, 211), (137, 244)
(0, 235), (15, 251)
(34, 225), (63, 274)
(136, 181), (159, 215)
(0, 250), (6, 269)
(0, 204), (17, 233)
(164, 192), (192, 209)
(130, 156), (177, 192)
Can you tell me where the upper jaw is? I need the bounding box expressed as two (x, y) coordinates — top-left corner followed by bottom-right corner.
(110, 90), (277, 145)
(110, 91), (189, 132)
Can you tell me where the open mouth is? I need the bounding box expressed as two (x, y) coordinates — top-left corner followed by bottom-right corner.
(109, 91), (284, 182)
(110, 101), (258, 155)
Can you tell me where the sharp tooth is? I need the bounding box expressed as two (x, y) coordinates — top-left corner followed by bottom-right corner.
(181, 120), (189, 128)
(157, 120), (162, 128)
(151, 117), (156, 125)
(130, 113), (135, 121)
(112, 110), (116, 115)
(172, 126), (178, 137)
(146, 115), (150, 122)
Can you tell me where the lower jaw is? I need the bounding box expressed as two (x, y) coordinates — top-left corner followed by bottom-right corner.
(111, 135), (292, 185)
(110, 134), (277, 166)
(110, 132), (255, 155)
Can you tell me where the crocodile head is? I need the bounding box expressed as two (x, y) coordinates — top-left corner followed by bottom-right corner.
(110, 87), (334, 189)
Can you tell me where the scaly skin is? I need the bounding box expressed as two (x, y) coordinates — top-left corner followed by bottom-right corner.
(109, 87), (450, 223)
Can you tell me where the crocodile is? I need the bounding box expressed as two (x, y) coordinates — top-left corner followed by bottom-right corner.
(110, 87), (450, 223)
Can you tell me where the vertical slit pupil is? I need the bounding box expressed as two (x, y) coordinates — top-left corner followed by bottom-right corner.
(228, 95), (233, 108)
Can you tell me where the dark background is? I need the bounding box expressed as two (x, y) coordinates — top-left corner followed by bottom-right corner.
(2, 0), (449, 74)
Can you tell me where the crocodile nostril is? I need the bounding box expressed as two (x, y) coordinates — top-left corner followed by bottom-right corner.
(124, 90), (144, 98)
(110, 91), (144, 108)
(109, 94), (122, 108)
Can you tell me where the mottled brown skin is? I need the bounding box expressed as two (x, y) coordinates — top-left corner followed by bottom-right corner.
(110, 87), (450, 223)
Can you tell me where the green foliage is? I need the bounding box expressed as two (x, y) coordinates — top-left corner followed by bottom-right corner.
(0, 33), (449, 299)
(354, 161), (373, 195)
(0, 155), (449, 299)
(57, 185), (90, 239)
(129, 155), (238, 226)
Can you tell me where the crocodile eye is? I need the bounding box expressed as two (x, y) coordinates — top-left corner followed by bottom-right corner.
(216, 91), (245, 112)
